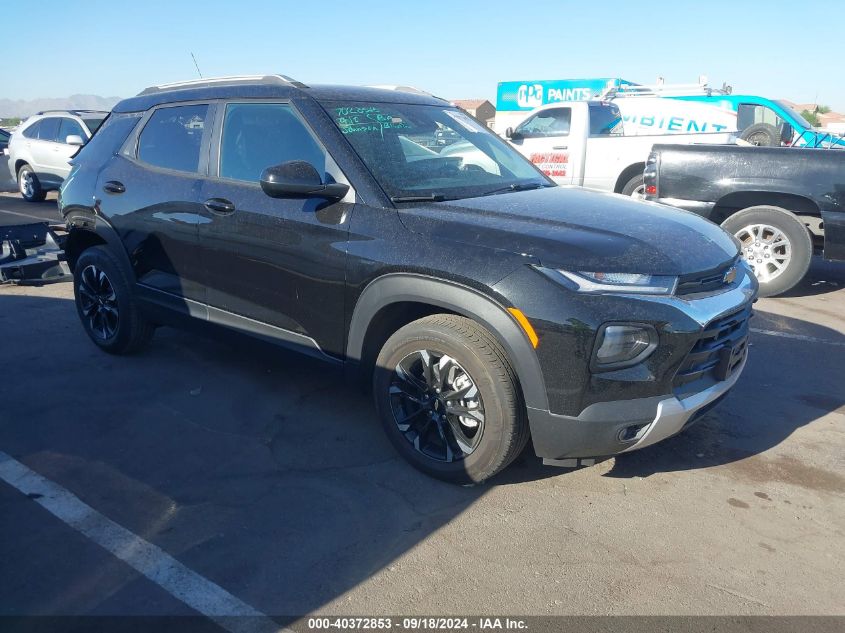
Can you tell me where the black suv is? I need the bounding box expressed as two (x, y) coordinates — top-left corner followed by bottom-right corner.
(59, 75), (757, 483)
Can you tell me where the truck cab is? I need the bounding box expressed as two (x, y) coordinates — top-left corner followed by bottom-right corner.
(504, 101), (734, 196)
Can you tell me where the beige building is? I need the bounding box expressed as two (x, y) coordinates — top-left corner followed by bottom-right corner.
(451, 99), (496, 128)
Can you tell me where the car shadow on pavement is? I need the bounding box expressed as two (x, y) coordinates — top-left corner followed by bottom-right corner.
(777, 256), (844, 298)
(1, 290), (843, 619)
(0, 291), (494, 619)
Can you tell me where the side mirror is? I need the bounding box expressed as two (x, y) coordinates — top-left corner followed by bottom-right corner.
(259, 160), (350, 201)
(780, 122), (794, 145)
(505, 127), (522, 141)
(65, 134), (84, 146)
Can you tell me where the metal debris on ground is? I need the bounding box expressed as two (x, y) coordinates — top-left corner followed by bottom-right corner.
(0, 222), (71, 285)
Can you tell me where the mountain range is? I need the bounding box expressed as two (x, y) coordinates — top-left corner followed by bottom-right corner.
(0, 94), (123, 118)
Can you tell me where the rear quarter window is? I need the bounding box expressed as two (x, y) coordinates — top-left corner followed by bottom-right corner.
(22, 120), (42, 139)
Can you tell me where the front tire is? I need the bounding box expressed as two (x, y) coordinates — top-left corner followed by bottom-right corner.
(373, 314), (529, 484)
(73, 246), (154, 354)
(721, 206), (813, 297)
(18, 164), (47, 202)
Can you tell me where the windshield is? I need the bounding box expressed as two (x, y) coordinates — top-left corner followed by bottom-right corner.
(774, 100), (813, 130)
(325, 102), (551, 200)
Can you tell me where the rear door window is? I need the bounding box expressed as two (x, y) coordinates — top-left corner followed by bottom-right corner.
(218, 102), (327, 182)
(37, 118), (61, 142)
(137, 104), (209, 173)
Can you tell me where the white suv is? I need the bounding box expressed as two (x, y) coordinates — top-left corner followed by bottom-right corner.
(7, 110), (107, 201)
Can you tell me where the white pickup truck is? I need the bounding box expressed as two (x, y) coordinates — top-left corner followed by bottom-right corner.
(502, 101), (735, 196)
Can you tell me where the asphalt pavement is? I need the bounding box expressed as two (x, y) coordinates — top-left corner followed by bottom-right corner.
(0, 194), (843, 625)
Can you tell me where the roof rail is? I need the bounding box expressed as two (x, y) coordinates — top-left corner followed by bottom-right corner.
(600, 81), (732, 100)
(137, 74), (308, 96)
(35, 109), (110, 116)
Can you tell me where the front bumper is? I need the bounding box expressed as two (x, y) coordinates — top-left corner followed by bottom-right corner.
(527, 270), (756, 461)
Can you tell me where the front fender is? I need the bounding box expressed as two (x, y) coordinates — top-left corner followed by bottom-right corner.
(346, 273), (548, 411)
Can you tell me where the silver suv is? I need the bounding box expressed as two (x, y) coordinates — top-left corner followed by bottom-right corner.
(7, 110), (107, 201)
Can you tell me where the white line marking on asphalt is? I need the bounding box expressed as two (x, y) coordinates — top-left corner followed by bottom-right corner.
(0, 451), (286, 633)
(751, 328), (845, 347)
(0, 207), (58, 222)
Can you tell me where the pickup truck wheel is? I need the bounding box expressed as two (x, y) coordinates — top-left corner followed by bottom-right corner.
(721, 206), (812, 297)
(18, 164), (47, 202)
(73, 246), (154, 354)
(374, 314), (528, 484)
(621, 174), (645, 198)
(740, 123), (780, 146)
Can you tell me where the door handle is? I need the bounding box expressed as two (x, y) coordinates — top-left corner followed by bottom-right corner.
(552, 145), (568, 150)
(204, 198), (236, 215)
(103, 181), (125, 194)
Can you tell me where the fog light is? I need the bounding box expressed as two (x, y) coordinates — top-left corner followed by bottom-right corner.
(593, 324), (658, 370)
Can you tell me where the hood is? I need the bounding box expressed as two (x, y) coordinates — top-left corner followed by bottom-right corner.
(398, 186), (739, 275)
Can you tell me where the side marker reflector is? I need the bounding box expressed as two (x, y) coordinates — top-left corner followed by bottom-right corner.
(507, 307), (539, 348)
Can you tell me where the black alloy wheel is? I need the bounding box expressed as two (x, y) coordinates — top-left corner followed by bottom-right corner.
(389, 349), (486, 462)
(77, 264), (120, 340)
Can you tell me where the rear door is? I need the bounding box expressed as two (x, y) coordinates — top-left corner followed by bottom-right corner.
(30, 117), (61, 180)
(507, 106), (575, 184)
(95, 102), (213, 309)
(197, 100), (353, 358)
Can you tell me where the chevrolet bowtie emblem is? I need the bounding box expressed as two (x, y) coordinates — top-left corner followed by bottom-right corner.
(723, 266), (738, 284)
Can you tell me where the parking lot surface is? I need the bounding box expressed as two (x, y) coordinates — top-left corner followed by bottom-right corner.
(1, 195), (843, 621)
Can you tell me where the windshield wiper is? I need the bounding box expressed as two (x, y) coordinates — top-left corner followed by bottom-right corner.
(390, 194), (446, 203)
(481, 182), (553, 197)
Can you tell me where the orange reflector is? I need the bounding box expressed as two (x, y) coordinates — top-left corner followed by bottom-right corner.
(508, 307), (539, 348)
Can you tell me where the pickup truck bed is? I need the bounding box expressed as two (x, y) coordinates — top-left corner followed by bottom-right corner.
(645, 144), (845, 296)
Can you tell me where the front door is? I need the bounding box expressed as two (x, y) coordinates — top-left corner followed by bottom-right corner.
(197, 101), (352, 358)
(507, 106), (574, 185)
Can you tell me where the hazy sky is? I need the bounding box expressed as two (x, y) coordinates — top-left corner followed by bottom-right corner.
(3, 0), (844, 110)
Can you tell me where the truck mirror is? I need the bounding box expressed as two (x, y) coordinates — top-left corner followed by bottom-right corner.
(505, 127), (522, 140)
(505, 127), (514, 138)
(780, 123), (793, 145)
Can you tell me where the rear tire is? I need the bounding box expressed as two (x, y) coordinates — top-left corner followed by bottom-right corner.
(740, 123), (780, 146)
(621, 174), (645, 198)
(373, 314), (528, 484)
(721, 205), (812, 297)
(73, 246), (154, 354)
(18, 164), (47, 202)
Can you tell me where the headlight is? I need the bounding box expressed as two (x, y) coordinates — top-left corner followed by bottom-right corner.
(593, 324), (658, 370)
(540, 268), (678, 295)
